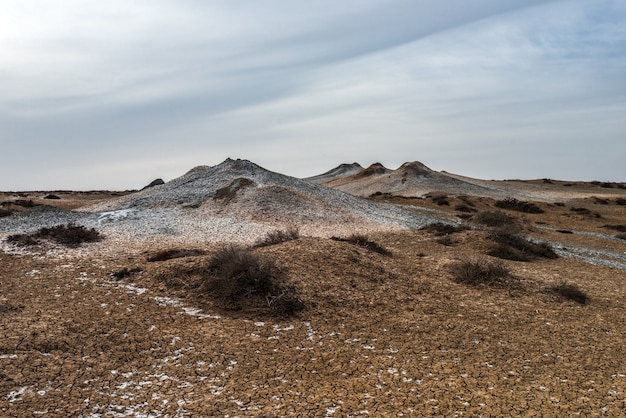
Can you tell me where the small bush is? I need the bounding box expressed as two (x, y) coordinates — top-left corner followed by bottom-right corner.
(436, 235), (457, 246)
(495, 198), (544, 214)
(602, 224), (626, 233)
(475, 211), (516, 228)
(615, 198), (626, 206)
(450, 259), (512, 287)
(548, 282), (588, 304)
(570, 207), (591, 214)
(6, 223), (102, 247)
(487, 245), (531, 262)
(591, 196), (609, 205)
(0, 208), (14, 218)
(253, 228), (300, 248)
(13, 199), (36, 208)
(203, 246), (304, 316)
(420, 222), (469, 236)
(426, 193), (449, 206)
(331, 234), (391, 256)
(111, 267), (143, 280)
(34, 223), (102, 247)
(454, 204), (476, 213)
(488, 229), (558, 260)
(616, 233), (626, 241)
(6, 234), (40, 247)
(148, 248), (207, 262)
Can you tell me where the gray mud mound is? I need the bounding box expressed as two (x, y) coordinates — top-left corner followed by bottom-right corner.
(87, 158), (431, 229)
(312, 160), (510, 198)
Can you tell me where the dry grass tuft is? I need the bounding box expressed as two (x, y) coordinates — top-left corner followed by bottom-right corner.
(450, 259), (514, 287)
(548, 282), (589, 305)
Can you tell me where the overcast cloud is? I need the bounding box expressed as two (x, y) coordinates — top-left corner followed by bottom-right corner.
(1, 0), (625, 190)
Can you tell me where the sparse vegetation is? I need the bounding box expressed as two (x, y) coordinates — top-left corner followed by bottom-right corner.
(454, 204), (476, 213)
(495, 198), (544, 214)
(331, 234), (391, 256)
(548, 282), (588, 304)
(253, 227), (300, 248)
(450, 259), (514, 287)
(601, 224), (626, 233)
(475, 211), (517, 228)
(427, 193), (449, 206)
(203, 246), (304, 316)
(6, 223), (102, 247)
(591, 196), (609, 205)
(615, 198), (626, 206)
(111, 267), (143, 280)
(436, 235), (457, 246)
(488, 229), (558, 261)
(147, 248), (207, 262)
(616, 234), (626, 241)
(0, 208), (13, 217)
(420, 222), (469, 236)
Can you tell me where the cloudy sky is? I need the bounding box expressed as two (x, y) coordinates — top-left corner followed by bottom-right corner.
(1, 0), (625, 190)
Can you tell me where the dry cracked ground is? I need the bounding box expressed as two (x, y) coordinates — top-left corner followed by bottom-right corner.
(1, 188), (626, 417)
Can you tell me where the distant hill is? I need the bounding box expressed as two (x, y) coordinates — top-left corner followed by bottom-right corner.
(307, 161), (510, 198)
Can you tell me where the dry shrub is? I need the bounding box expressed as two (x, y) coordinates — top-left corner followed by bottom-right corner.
(615, 198), (626, 206)
(0, 208), (13, 218)
(548, 282), (588, 305)
(420, 222), (468, 236)
(450, 259), (513, 287)
(203, 246), (304, 316)
(331, 234), (391, 256)
(253, 227), (300, 248)
(6, 234), (40, 247)
(616, 233), (626, 241)
(488, 229), (558, 261)
(7, 223), (102, 247)
(428, 193), (450, 206)
(111, 267), (143, 280)
(35, 223), (102, 247)
(475, 211), (517, 228)
(602, 224), (626, 233)
(148, 248), (207, 262)
(495, 198), (544, 214)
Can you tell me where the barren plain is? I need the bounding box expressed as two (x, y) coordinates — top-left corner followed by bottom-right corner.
(1, 159), (625, 416)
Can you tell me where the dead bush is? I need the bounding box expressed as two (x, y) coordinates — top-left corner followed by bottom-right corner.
(253, 227), (300, 248)
(475, 211), (517, 228)
(495, 198), (544, 214)
(428, 193), (450, 206)
(6, 223), (102, 247)
(331, 234), (391, 256)
(6, 234), (40, 247)
(148, 248), (207, 262)
(203, 246), (304, 316)
(548, 282), (588, 305)
(420, 222), (469, 236)
(450, 259), (513, 287)
(0, 208), (13, 218)
(34, 223), (102, 247)
(488, 229), (558, 260)
(111, 267), (143, 280)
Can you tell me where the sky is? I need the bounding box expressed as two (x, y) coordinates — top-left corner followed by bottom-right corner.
(1, 0), (625, 190)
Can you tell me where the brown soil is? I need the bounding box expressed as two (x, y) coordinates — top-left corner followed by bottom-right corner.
(1, 187), (626, 416)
